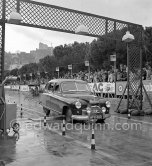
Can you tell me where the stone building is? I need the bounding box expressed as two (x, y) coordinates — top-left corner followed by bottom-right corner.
(30, 42), (53, 63)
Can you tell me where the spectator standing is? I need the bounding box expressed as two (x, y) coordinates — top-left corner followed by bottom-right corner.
(146, 66), (151, 80)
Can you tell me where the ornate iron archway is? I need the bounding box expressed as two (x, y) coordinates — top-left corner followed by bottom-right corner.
(0, 0), (151, 114)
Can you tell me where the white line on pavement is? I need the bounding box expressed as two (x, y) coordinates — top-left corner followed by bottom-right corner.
(112, 115), (152, 125)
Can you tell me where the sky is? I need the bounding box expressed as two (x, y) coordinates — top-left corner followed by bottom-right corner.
(5, 0), (152, 53)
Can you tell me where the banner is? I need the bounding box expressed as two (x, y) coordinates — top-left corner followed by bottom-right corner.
(143, 80), (152, 93)
(11, 85), (20, 90)
(20, 85), (29, 92)
(4, 80), (152, 95)
(116, 80), (152, 96)
(116, 81), (127, 95)
(4, 85), (11, 89)
(88, 82), (115, 94)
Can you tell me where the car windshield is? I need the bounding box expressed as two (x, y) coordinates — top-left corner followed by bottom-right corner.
(62, 81), (90, 92)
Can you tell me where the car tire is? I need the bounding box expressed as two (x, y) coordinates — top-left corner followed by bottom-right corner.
(43, 107), (50, 117)
(65, 108), (72, 123)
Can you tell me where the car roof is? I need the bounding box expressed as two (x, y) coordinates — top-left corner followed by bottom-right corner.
(48, 79), (87, 84)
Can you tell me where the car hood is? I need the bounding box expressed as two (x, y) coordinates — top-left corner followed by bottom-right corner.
(62, 93), (100, 103)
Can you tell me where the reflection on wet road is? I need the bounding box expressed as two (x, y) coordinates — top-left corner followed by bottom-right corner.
(0, 91), (152, 166)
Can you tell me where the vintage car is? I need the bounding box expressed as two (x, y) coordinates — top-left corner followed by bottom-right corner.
(41, 79), (111, 122)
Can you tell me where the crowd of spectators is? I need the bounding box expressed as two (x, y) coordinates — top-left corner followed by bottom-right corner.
(60, 63), (152, 83)
(62, 64), (127, 83)
(9, 63), (152, 85)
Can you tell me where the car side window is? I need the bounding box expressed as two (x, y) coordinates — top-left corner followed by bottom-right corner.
(45, 82), (54, 91)
(48, 82), (54, 91)
(54, 84), (60, 92)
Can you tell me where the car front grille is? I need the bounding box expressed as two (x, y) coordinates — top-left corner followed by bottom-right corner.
(72, 104), (87, 115)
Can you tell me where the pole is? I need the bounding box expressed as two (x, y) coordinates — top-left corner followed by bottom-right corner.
(62, 116), (66, 136)
(2, 0), (6, 137)
(91, 122), (95, 150)
(44, 115), (47, 129)
(88, 65), (90, 82)
(25, 75), (26, 84)
(127, 43), (130, 113)
(1, 0), (6, 83)
(71, 69), (73, 78)
(58, 71), (59, 78)
(140, 45), (143, 111)
(114, 60), (116, 97)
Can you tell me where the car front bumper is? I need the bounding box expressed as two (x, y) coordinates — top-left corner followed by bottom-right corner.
(71, 113), (111, 121)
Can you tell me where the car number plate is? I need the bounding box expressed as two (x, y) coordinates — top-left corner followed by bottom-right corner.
(91, 115), (103, 119)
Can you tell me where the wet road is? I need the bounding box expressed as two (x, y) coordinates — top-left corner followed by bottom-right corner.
(1, 91), (152, 166)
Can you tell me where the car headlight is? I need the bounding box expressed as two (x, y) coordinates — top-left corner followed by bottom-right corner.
(106, 101), (111, 108)
(75, 101), (81, 109)
(102, 107), (106, 113)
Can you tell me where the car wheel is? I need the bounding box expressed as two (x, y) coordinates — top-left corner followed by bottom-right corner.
(65, 108), (72, 123)
(43, 107), (50, 116)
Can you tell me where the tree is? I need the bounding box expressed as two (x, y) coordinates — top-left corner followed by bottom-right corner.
(10, 68), (18, 76)
(53, 45), (64, 59)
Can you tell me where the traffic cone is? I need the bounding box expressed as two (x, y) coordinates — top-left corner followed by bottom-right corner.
(91, 125), (95, 150)
(62, 117), (66, 136)
(44, 115), (47, 129)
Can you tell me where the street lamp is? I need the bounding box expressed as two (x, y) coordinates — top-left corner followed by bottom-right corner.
(68, 64), (73, 78)
(56, 67), (60, 78)
(122, 31), (134, 118)
(7, 8), (22, 24)
(85, 60), (90, 82)
(75, 23), (89, 35)
(0, 3), (23, 137)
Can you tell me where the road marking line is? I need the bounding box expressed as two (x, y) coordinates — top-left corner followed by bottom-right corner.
(132, 160), (152, 166)
(112, 115), (152, 125)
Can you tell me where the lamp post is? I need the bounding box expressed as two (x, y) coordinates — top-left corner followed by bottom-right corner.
(8, 8), (22, 24)
(85, 60), (90, 82)
(68, 65), (72, 78)
(75, 23), (89, 35)
(110, 53), (116, 97)
(0, 3), (22, 137)
(56, 67), (59, 78)
(122, 31), (134, 116)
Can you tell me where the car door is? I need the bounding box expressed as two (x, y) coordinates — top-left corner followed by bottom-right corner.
(51, 83), (64, 113)
(45, 81), (62, 114)
(43, 81), (56, 111)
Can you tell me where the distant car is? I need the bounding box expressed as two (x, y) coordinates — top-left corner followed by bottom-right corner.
(41, 79), (111, 122)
